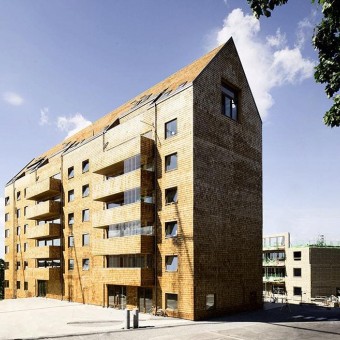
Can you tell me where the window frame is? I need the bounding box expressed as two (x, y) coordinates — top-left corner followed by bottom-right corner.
(165, 221), (178, 238)
(68, 166), (74, 179)
(293, 286), (302, 296)
(165, 293), (178, 310)
(68, 189), (75, 202)
(165, 119), (178, 139)
(68, 213), (74, 226)
(68, 235), (74, 247)
(82, 258), (90, 271)
(82, 233), (90, 246)
(82, 159), (90, 173)
(165, 255), (178, 272)
(221, 83), (238, 121)
(293, 251), (302, 261)
(69, 259), (74, 270)
(293, 268), (302, 277)
(165, 187), (178, 205)
(165, 153), (178, 172)
(82, 209), (90, 222)
(82, 184), (90, 198)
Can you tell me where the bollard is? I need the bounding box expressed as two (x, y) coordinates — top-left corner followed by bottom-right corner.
(125, 309), (131, 329)
(133, 308), (139, 329)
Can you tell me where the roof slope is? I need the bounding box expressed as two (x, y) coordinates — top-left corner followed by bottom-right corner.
(38, 43), (225, 160)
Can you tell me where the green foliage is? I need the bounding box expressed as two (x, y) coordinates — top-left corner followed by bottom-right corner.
(247, 0), (340, 127)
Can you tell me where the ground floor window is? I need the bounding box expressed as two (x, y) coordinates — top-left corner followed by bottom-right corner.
(165, 293), (178, 310)
(206, 294), (215, 310)
(294, 287), (302, 296)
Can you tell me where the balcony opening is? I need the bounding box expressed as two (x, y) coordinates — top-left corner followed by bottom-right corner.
(106, 254), (153, 268)
(106, 220), (153, 238)
(37, 259), (60, 268)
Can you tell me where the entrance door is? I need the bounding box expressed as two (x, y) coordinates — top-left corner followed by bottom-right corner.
(108, 285), (127, 309)
(138, 287), (153, 313)
(37, 280), (47, 297)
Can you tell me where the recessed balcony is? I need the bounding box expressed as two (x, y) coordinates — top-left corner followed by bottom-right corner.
(26, 177), (61, 201)
(93, 170), (153, 202)
(27, 246), (61, 259)
(26, 201), (61, 220)
(94, 268), (154, 286)
(92, 136), (154, 175)
(92, 202), (154, 228)
(26, 223), (60, 240)
(92, 234), (154, 256)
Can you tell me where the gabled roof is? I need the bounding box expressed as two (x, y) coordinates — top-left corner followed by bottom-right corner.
(38, 43), (226, 160)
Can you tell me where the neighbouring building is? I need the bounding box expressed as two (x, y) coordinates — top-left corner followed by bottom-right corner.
(3, 38), (262, 320)
(263, 233), (340, 304)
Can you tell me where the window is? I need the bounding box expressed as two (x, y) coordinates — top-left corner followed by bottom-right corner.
(293, 251), (301, 261)
(5, 229), (9, 238)
(24, 261), (28, 270)
(16, 209), (21, 218)
(16, 244), (20, 252)
(165, 187), (178, 204)
(206, 294), (216, 310)
(82, 184), (89, 198)
(82, 159), (89, 173)
(222, 84), (238, 120)
(82, 209), (90, 222)
(17, 226), (21, 235)
(5, 196), (9, 205)
(24, 188), (27, 197)
(165, 119), (177, 139)
(165, 293), (178, 310)
(68, 190), (75, 202)
(165, 221), (178, 238)
(69, 259), (74, 270)
(5, 262), (9, 270)
(82, 258), (89, 271)
(165, 255), (178, 272)
(293, 268), (302, 277)
(68, 166), (74, 179)
(24, 282), (28, 290)
(5, 213), (9, 222)
(5, 245), (9, 254)
(16, 261), (21, 270)
(17, 281), (21, 290)
(82, 233), (90, 246)
(24, 243), (28, 252)
(68, 213), (74, 225)
(294, 287), (302, 296)
(165, 153), (178, 172)
(24, 224), (28, 234)
(24, 206), (28, 216)
(68, 235), (74, 247)
(4, 280), (9, 288)
(17, 191), (21, 201)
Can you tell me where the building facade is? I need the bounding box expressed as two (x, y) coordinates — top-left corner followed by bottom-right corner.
(263, 233), (340, 304)
(3, 38), (262, 320)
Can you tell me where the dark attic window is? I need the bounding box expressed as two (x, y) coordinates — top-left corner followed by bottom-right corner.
(221, 83), (238, 121)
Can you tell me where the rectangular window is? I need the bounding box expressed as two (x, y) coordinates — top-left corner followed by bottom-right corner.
(165, 187), (178, 204)
(82, 258), (89, 271)
(5, 245), (9, 254)
(24, 243), (28, 252)
(5, 262), (9, 270)
(82, 159), (89, 173)
(5, 196), (9, 205)
(165, 293), (178, 310)
(4, 280), (9, 288)
(68, 213), (74, 225)
(24, 224), (28, 234)
(165, 119), (177, 139)
(16, 244), (20, 252)
(68, 166), (74, 179)
(293, 251), (301, 261)
(222, 84), (238, 120)
(165, 221), (178, 238)
(16, 209), (21, 218)
(82, 233), (90, 246)
(165, 255), (178, 272)
(165, 153), (178, 172)
(294, 287), (302, 296)
(16, 261), (20, 270)
(68, 190), (75, 202)
(24, 206), (28, 216)
(5, 213), (9, 222)
(206, 294), (215, 310)
(24, 261), (28, 270)
(17, 226), (21, 235)
(82, 184), (90, 197)
(293, 268), (302, 277)
(69, 259), (74, 270)
(82, 209), (90, 222)
(17, 191), (21, 201)
(24, 282), (28, 290)
(68, 235), (74, 247)
(5, 229), (9, 238)
(17, 281), (21, 290)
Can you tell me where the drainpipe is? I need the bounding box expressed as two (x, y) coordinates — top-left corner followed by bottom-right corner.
(154, 101), (158, 315)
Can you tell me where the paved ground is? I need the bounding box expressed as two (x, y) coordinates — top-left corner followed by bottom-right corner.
(1, 298), (340, 340)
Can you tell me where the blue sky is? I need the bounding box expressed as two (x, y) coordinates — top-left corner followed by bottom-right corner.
(0, 0), (339, 257)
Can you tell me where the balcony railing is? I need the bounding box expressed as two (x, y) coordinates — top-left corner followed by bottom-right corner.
(263, 259), (285, 266)
(26, 200), (61, 220)
(26, 223), (60, 240)
(263, 275), (285, 282)
(26, 177), (61, 201)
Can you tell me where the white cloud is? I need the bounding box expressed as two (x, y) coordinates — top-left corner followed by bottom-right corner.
(2, 91), (24, 106)
(57, 113), (92, 139)
(39, 107), (49, 126)
(215, 8), (315, 119)
(296, 17), (314, 49)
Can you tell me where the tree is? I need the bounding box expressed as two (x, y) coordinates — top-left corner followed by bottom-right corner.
(247, 0), (340, 127)
(0, 259), (4, 300)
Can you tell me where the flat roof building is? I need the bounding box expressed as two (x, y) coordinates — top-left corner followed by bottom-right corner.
(3, 38), (262, 320)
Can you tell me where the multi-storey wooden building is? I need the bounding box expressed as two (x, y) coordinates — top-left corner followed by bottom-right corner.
(3, 38), (262, 320)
